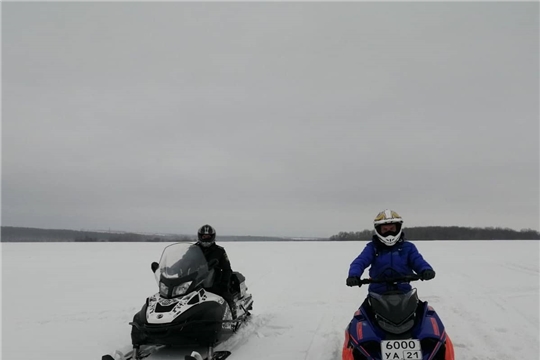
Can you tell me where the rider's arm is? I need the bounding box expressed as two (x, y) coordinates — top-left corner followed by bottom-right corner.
(348, 243), (375, 277)
(407, 242), (433, 274)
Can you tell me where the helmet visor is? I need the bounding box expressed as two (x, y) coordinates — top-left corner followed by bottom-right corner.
(376, 223), (402, 237)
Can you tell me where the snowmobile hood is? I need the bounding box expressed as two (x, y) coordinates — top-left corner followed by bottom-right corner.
(369, 288), (419, 326)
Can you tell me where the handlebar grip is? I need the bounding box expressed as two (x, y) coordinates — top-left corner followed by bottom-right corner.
(360, 275), (422, 284)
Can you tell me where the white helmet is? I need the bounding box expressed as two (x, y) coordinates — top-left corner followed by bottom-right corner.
(373, 209), (404, 246)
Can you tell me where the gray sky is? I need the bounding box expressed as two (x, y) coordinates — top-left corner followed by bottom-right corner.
(3, 2), (539, 237)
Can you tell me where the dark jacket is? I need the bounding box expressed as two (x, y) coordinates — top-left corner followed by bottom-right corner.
(348, 234), (433, 294)
(195, 242), (232, 287)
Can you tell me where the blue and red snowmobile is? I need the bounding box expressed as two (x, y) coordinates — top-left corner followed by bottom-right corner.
(342, 275), (455, 360)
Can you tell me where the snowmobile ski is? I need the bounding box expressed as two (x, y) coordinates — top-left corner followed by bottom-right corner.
(185, 350), (232, 360)
(102, 344), (166, 360)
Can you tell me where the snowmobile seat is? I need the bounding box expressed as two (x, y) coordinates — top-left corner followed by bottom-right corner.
(230, 272), (245, 296)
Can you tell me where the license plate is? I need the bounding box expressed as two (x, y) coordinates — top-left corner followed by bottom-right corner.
(380, 339), (422, 360)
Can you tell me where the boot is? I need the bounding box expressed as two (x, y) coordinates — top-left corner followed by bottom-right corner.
(133, 345), (142, 360)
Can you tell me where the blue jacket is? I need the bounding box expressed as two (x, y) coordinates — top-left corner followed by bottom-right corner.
(348, 235), (433, 294)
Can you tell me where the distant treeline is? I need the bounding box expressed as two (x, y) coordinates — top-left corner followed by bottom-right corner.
(330, 226), (540, 240)
(1, 225), (539, 243)
(0, 226), (192, 243)
(0, 226), (296, 243)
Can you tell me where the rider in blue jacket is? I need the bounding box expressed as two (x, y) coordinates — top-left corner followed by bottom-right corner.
(346, 209), (436, 294)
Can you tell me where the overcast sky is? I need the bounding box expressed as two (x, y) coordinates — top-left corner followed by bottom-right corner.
(3, 2), (539, 237)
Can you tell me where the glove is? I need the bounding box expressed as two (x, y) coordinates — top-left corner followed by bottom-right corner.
(421, 269), (436, 281)
(346, 276), (361, 287)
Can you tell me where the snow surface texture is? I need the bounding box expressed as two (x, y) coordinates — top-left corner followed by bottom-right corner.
(2, 241), (539, 360)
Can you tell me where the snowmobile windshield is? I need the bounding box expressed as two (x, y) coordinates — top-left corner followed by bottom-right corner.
(158, 243), (210, 280)
(369, 289), (419, 328)
(155, 243), (213, 298)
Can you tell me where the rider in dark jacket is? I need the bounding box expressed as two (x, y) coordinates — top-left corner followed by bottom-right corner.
(195, 224), (236, 318)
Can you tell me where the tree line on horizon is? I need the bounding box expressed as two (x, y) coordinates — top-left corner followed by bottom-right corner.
(0, 226), (191, 242)
(1, 225), (539, 242)
(329, 226), (540, 240)
(0, 226), (289, 242)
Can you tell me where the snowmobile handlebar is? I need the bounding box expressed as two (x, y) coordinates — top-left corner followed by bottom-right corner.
(359, 275), (421, 285)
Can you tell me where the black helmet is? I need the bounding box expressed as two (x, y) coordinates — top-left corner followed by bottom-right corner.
(197, 224), (216, 247)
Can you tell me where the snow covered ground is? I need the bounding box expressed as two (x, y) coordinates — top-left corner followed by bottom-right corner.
(2, 240), (539, 360)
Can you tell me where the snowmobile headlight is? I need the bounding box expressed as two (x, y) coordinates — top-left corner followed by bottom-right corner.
(159, 282), (169, 297)
(172, 281), (192, 297)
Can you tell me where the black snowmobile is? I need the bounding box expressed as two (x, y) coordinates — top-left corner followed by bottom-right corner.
(103, 242), (253, 360)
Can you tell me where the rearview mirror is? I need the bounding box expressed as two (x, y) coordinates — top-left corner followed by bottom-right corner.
(151, 262), (159, 273)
